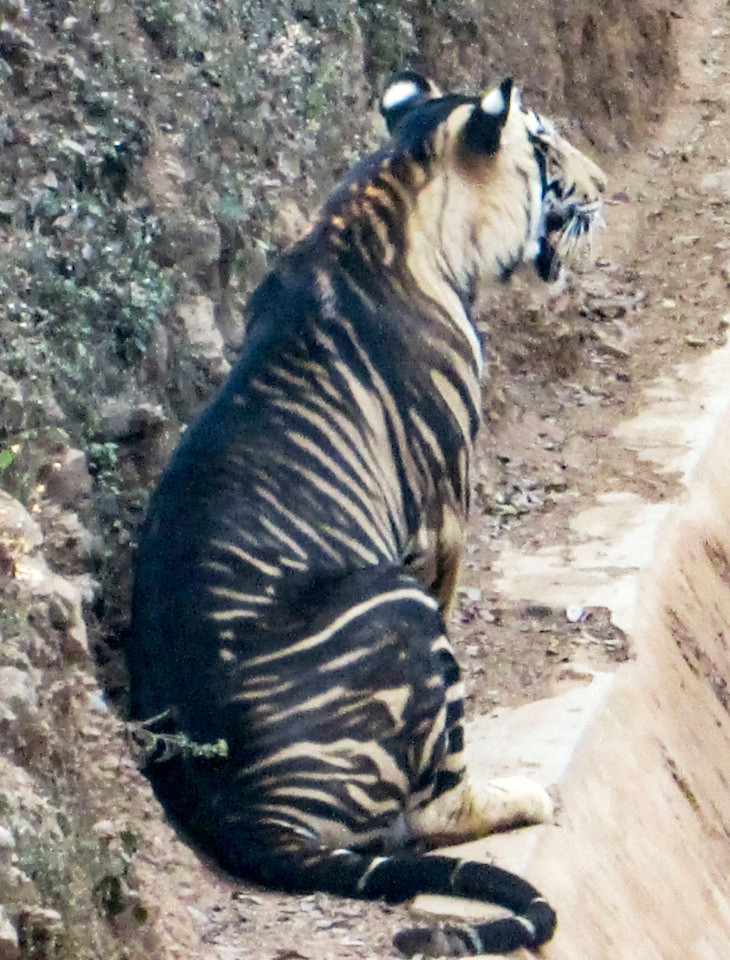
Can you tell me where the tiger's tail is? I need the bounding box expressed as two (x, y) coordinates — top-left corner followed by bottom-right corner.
(253, 846), (556, 957)
(386, 857), (556, 957)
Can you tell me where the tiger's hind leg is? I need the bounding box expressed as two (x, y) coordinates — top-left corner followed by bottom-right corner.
(409, 639), (553, 848)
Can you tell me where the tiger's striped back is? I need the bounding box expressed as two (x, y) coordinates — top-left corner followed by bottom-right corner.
(127, 73), (605, 956)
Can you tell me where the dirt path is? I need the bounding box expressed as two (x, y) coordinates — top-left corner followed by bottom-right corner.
(129, 4), (730, 958)
(453, 0), (730, 717)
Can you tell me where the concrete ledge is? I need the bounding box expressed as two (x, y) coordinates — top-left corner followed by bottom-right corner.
(415, 344), (730, 956)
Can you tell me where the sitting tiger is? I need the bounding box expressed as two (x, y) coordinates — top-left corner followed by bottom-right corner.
(126, 73), (606, 956)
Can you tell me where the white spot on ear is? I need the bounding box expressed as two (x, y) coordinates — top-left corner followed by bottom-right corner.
(480, 86), (506, 116)
(382, 79), (422, 112)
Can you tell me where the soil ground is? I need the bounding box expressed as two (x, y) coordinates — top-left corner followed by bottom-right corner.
(142, 2), (730, 958)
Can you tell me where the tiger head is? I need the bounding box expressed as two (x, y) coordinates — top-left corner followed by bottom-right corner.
(377, 72), (606, 294)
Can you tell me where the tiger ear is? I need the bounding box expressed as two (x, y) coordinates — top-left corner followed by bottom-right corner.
(380, 72), (442, 134)
(461, 78), (513, 155)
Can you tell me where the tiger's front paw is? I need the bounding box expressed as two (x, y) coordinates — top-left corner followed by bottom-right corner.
(481, 776), (554, 829)
(409, 774), (554, 845)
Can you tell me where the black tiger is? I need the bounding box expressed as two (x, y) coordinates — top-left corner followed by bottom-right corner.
(126, 73), (606, 956)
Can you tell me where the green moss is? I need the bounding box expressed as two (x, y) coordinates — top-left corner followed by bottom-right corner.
(86, 442), (121, 494)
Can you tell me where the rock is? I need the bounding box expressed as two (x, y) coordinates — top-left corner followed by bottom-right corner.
(566, 604), (587, 623)
(176, 296), (231, 378)
(0, 666), (38, 723)
(36, 446), (93, 508)
(0, 491), (43, 566)
(39, 507), (96, 575)
(49, 574), (94, 661)
(10, 556), (94, 661)
(96, 398), (166, 442)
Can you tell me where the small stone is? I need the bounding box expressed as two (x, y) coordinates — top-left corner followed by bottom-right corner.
(59, 138), (86, 156)
(51, 210), (75, 230)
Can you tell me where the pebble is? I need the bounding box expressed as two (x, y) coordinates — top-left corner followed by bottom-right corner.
(566, 604), (586, 623)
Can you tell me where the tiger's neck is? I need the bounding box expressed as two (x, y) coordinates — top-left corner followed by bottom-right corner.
(312, 160), (483, 376)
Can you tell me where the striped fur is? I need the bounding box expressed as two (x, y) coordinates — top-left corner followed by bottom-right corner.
(127, 74), (605, 956)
